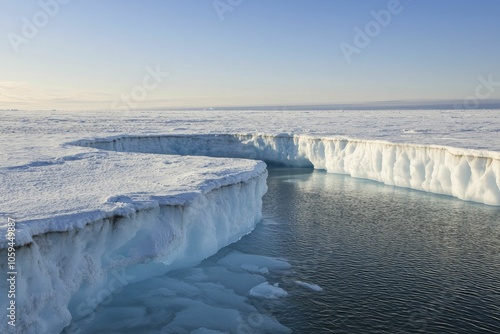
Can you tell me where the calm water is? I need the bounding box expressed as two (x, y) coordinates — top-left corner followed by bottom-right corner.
(247, 168), (500, 333)
(68, 168), (500, 333)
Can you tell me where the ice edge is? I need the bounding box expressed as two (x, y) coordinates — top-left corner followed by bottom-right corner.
(75, 133), (500, 206)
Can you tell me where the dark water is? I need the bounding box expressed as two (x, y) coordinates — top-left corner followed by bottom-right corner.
(233, 168), (500, 333)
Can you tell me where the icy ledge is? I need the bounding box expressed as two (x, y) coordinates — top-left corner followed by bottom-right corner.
(0, 163), (267, 334)
(75, 133), (500, 206)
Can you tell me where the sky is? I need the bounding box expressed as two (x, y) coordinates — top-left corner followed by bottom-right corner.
(0, 0), (499, 111)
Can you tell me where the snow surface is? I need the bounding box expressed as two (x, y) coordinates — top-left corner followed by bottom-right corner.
(1, 109), (499, 167)
(0, 109), (499, 333)
(0, 152), (267, 247)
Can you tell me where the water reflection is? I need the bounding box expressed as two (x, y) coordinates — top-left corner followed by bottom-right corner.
(242, 168), (500, 333)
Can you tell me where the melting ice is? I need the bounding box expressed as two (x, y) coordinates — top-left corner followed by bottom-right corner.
(64, 250), (294, 333)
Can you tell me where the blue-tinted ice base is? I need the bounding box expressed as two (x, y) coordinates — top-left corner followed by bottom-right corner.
(65, 250), (292, 334)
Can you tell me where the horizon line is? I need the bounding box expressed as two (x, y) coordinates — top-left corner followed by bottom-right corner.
(2, 99), (500, 112)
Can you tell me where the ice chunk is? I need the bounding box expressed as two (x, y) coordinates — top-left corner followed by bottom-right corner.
(66, 255), (292, 333)
(203, 266), (267, 295)
(194, 282), (252, 311)
(249, 282), (288, 299)
(217, 251), (291, 273)
(163, 302), (242, 333)
(241, 263), (270, 274)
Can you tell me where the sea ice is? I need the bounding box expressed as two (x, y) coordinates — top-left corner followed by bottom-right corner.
(249, 282), (289, 299)
(64, 248), (292, 333)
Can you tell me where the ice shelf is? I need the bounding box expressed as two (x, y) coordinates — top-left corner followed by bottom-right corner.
(0, 109), (498, 333)
(0, 155), (267, 333)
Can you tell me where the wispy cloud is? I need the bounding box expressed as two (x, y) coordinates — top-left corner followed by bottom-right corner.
(0, 81), (116, 110)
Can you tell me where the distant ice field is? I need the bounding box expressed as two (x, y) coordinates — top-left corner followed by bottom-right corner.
(1, 109), (499, 168)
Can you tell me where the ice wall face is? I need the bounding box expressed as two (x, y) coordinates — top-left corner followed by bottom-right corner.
(296, 137), (500, 206)
(0, 172), (267, 334)
(74, 134), (314, 167)
(77, 134), (500, 206)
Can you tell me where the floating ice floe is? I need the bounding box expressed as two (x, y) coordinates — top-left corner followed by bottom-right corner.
(249, 282), (289, 299)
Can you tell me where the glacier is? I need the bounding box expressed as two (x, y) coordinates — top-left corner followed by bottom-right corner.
(0, 109), (499, 333)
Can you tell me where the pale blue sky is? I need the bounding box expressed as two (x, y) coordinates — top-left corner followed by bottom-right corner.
(1, 0), (499, 110)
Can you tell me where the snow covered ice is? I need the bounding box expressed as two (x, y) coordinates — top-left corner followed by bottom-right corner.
(0, 109), (499, 333)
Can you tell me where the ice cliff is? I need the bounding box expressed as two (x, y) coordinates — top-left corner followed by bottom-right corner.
(77, 133), (500, 206)
(0, 155), (267, 334)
